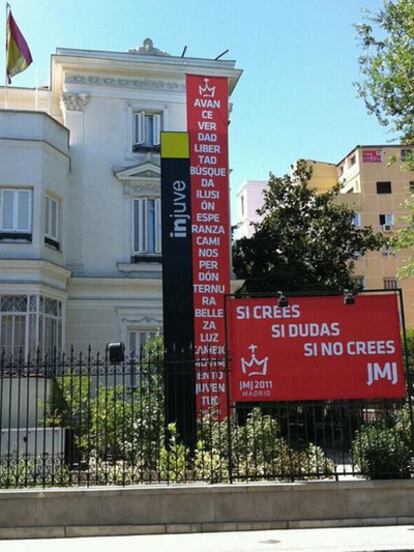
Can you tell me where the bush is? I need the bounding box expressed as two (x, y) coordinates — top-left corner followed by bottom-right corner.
(0, 456), (69, 488)
(352, 417), (413, 479)
(41, 337), (337, 485)
(194, 408), (334, 482)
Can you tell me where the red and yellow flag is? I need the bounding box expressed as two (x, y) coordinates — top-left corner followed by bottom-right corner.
(6, 7), (33, 83)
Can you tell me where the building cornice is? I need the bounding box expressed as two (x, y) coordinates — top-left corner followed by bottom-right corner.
(52, 52), (242, 96)
(114, 160), (161, 196)
(60, 92), (89, 112)
(0, 259), (71, 278)
(0, 108), (69, 135)
(0, 260), (71, 293)
(67, 277), (163, 300)
(0, 138), (71, 166)
(114, 161), (160, 180)
(0, 281), (68, 301)
(65, 74), (185, 92)
(54, 47), (238, 70)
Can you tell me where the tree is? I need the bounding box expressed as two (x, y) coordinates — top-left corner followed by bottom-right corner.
(357, 1), (414, 275)
(232, 161), (385, 293)
(391, 198), (414, 278)
(355, 0), (414, 142)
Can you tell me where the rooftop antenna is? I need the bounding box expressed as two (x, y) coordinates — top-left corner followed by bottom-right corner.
(214, 49), (229, 60)
(181, 46), (187, 58)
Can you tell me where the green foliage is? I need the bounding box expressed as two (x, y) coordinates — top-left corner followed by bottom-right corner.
(233, 161), (385, 292)
(355, 0), (414, 143)
(403, 328), (414, 382)
(355, 1), (414, 295)
(48, 372), (335, 484)
(0, 457), (69, 488)
(392, 197), (414, 278)
(194, 408), (334, 482)
(352, 417), (413, 479)
(160, 423), (189, 482)
(36, 336), (412, 485)
(85, 456), (145, 486)
(51, 372), (164, 466)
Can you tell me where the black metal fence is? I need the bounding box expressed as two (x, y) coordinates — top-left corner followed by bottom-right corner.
(0, 346), (413, 488)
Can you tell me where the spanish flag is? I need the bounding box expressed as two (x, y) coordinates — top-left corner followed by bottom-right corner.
(6, 5), (33, 84)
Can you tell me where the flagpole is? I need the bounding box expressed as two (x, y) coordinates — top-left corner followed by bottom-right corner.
(5, 2), (10, 108)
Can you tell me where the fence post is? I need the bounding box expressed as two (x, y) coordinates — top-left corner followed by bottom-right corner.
(398, 289), (414, 452)
(225, 353), (233, 484)
(224, 295), (233, 483)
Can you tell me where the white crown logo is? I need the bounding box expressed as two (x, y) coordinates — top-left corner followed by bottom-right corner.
(199, 78), (215, 98)
(241, 344), (269, 377)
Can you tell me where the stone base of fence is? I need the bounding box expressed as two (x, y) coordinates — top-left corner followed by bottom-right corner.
(1, 480), (414, 539)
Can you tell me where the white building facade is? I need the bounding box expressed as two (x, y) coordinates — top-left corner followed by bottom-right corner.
(236, 180), (268, 239)
(0, 39), (242, 356)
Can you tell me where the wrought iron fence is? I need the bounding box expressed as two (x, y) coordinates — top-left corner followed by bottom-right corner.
(0, 346), (413, 488)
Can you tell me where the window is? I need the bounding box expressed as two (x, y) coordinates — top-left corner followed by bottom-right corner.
(128, 329), (158, 357)
(384, 278), (398, 290)
(352, 276), (364, 290)
(132, 112), (161, 151)
(382, 247), (396, 257)
(401, 149), (413, 162)
(0, 294), (63, 359)
(240, 195), (245, 217)
(379, 213), (395, 227)
(409, 181), (414, 193)
(127, 328), (159, 388)
(352, 213), (361, 226)
(0, 188), (32, 239)
(348, 155), (356, 167)
(133, 198), (161, 256)
(376, 181), (392, 194)
(45, 195), (60, 248)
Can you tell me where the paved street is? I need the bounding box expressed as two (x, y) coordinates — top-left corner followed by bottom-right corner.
(2, 526), (414, 552)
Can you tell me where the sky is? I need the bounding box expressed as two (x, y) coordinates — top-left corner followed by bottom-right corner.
(1, 0), (392, 218)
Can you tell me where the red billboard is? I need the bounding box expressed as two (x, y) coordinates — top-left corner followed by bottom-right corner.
(227, 294), (405, 402)
(186, 75), (230, 418)
(362, 149), (382, 163)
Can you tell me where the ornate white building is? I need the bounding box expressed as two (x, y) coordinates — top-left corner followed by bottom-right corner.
(0, 39), (242, 356)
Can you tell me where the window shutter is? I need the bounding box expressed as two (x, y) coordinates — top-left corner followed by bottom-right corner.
(17, 191), (30, 231)
(155, 199), (161, 253)
(134, 199), (144, 253)
(2, 191), (14, 230)
(140, 199), (146, 253)
(133, 198), (163, 254)
(152, 114), (161, 146)
(142, 198), (148, 252)
(142, 198), (148, 253)
(51, 199), (58, 238)
(45, 196), (59, 240)
(128, 331), (137, 355)
(45, 197), (50, 235)
(134, 112), (146, 145)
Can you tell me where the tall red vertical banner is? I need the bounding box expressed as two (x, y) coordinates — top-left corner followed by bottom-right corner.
(186, 75), (230, 419)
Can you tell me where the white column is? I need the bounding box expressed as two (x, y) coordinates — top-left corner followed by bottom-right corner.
(60, 93), (89, 274)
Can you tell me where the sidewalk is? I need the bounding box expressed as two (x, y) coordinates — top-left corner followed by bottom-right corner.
(2, 525), (414, 552)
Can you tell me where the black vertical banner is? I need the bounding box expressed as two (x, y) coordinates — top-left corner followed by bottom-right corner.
(161, 132), (194, 353)
(160, 132), (195, 448)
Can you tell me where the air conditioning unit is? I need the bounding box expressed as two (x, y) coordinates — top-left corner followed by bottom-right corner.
(382, 224), (393, 232)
